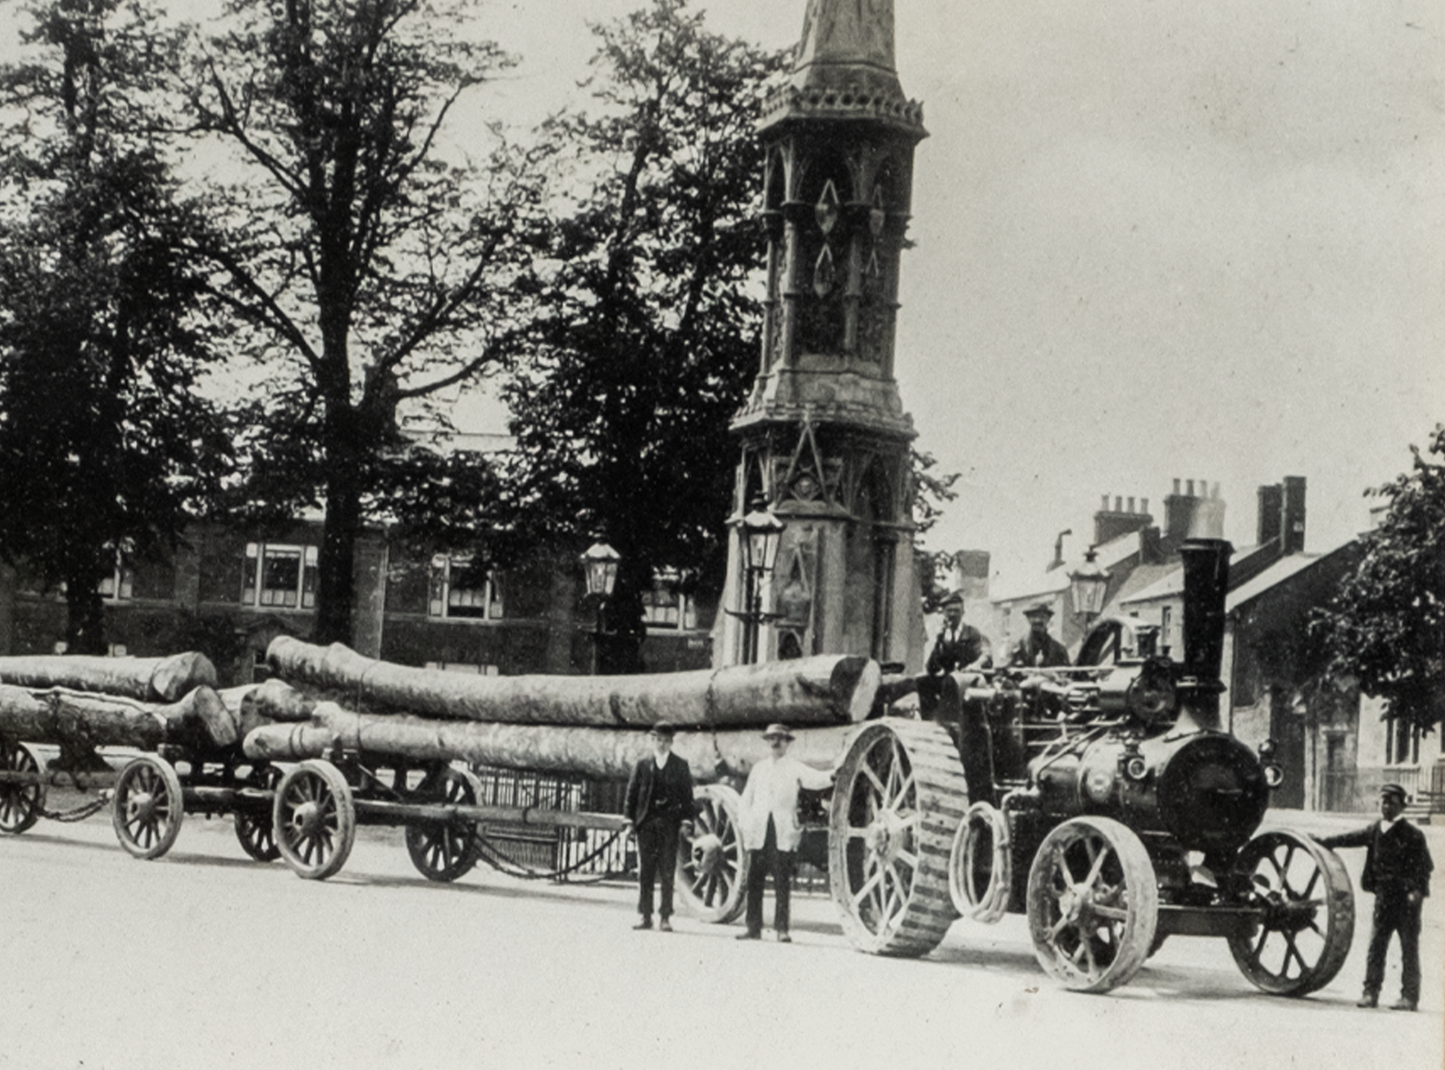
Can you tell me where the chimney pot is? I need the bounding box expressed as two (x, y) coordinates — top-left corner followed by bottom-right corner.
(1173, 478), (1181, 494)
(1127, 496), (1135, 513)
(1186, 479), (1195, 496)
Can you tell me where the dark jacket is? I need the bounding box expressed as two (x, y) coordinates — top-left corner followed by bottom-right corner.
(1008, 633), (1071, 669)
(1319, 818), (1434, 897)
(624, 752), (696, 827)
(927, 624), (987, 675)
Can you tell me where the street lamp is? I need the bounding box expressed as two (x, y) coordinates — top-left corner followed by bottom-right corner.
(1068, 547), (1109, 635)
(735, 503), (785, 664)
(580, 542), (620, 673)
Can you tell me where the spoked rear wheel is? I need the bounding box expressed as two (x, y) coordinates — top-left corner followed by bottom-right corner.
(112, 755), (185, 860)
(0, 741), (45, 834)
(828, 719), (967, 956)
(1227, 829), (1354, 995)
(1026, 816), (1158, 992)
(405, 765), (482, 883)
(274, 760), (356, 880)
(676, 783), (749, 923)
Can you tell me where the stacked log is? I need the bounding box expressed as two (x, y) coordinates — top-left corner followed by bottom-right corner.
(241, 638), (877, 781)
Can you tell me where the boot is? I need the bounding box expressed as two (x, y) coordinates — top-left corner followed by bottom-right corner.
(1356, 992), (1378, 1009)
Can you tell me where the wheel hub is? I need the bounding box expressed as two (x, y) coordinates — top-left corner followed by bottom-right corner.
(291, 800), (321, 836)
(1059, 883), (1095, 924)
(129, 791), (157, 823)
(1258, 891), (1317, 935)
(865, 810), (909, 866)
(690, 833), (722, 875)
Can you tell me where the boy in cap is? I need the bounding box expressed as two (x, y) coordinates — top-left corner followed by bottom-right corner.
(1007, 602), (1071, 669)
(1315, 782), (1434, 1010)
(735, 723), (836, 942)
(623, 721), (696, 932)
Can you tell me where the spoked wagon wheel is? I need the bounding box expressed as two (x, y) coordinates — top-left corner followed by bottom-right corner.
(828, 719), (968, 956)
(274, 760), (356, 880)
(112, 755), (185, 860)
(1227, 829), (1354, 996)
(1026, 816), (1158, 992)
(676, 783), (749, 923)
(0, 740), (46, 834)
(405, 765), (482, 883)
(234, 767), (283, 862)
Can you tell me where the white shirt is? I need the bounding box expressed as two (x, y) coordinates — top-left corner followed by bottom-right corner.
(738, 753), (834, 851)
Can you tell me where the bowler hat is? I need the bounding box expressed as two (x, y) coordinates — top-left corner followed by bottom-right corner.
(1023, 601), (1054, 619)
(762, 723), (795, 741)
(941, 591), (964, 608)
(649, 721), (676, 738)
(1380, 782), (1408, 801)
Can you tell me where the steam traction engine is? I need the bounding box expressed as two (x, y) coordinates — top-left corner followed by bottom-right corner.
(823, 536), (1355, 993)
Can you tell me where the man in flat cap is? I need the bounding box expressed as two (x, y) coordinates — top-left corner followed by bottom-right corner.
(926, 591), (992, 676)
(1008, 602), (1071, 669)
(623, 721), (696, 932)
(1315, 782), (1434, 1010)
(734, 724), (836, 942)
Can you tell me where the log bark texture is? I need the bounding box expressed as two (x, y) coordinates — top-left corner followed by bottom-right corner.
(242, 701), (858, 782)
(0, 652), (217, 703)
(266, 637), (879, 729)
(0, 684), (235, 750)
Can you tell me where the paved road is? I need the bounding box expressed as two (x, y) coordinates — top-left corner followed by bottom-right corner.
(0, 802), (1440, 1070)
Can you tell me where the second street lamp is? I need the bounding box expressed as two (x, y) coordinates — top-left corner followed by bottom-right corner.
(734, 504), (786, 664)
(1068, 547), (1109, 637)
(580, 542), (620, 674)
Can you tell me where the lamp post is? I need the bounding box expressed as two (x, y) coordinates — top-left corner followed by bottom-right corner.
(1067, 547), (1109, 638)
(734, 504), (786, 664)
(580, 542), (620, 674)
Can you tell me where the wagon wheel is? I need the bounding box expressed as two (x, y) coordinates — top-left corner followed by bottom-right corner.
(0, 740), (45, 834)
(274, 759), (356, 880)
(1026, 816), (1158, 992)
(234, 767), (283, 862)
(405, 765), (482, 883)
(676, 783), (749, 923)
(1227, 829), (1354, 996)
(828, 719), (968, 957)
(112, 755), (185, 860)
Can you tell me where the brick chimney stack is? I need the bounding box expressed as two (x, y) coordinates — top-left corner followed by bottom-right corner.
(1093, 494), (1153, 546)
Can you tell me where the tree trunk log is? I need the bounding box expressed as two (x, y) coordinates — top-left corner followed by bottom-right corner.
(241, 701), (856, 782)
(0, 652), (217, 703)
(266, 637), (879, 729)
(0, 684), (236, 750)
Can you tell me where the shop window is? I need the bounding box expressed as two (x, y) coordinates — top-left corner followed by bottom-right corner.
(242, 543), (318, 609)
(642, 570), (696, 630)
(429, 556), (503, 620)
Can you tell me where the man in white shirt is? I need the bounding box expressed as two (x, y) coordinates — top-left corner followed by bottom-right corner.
(735, 723), (836, 942)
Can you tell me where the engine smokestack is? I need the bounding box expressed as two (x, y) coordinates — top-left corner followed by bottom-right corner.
(1179, 537), (1232, 730)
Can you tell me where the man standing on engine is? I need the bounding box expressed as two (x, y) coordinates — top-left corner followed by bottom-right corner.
(1315, 782), (1433, 1010)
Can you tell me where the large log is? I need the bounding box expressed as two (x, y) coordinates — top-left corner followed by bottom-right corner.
(266, 637), (879, 729)
(242, 702), (858, 782)
(0, 684), (237, 751)
(0, 652), (217, 703)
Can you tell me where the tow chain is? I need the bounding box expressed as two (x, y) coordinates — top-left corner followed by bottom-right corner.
(470, 826), (628, 884)
(40, 791), (112, 823)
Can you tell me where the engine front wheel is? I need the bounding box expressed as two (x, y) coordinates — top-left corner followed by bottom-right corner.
(1026, 816), (1158, 992)
(1227, 829), (1354, 996)
(828, 719), (968, 957)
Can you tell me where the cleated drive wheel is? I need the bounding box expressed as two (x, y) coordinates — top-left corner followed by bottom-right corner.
(234, 767), (283, 862)
(676, 783), (749, 923)
(1026, 816), (1158, 993)
(0, 740), (46, 834)
(405, 765), (482, 883)
(274, 759), (356, 880)
(828, 719), (968, 957)
(112, 755), (185, 860)
(1227, 829), (1354, 996)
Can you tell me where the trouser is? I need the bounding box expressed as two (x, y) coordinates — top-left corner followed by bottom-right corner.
(635, 819), (681, 920)
(745, 818), (795, 935)
(1364, 889), (1422, 1001)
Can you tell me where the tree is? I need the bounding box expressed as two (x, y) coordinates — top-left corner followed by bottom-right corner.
(492, 0), (789, 673)
(910, 448), (963, 614)
(182, 0), (533, 644)
(0, 0), (230, 654)
(1312, 423), (1445, 732)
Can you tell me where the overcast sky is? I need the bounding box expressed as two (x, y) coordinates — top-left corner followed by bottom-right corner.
(5, 0), (1440, 587)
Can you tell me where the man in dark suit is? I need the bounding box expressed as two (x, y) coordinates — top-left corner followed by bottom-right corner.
(1316, 782), (1434, 1010)
(1008, 602), (1071, 668)
(623, 721), (696, 932)
(926, 591), (992, 676)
